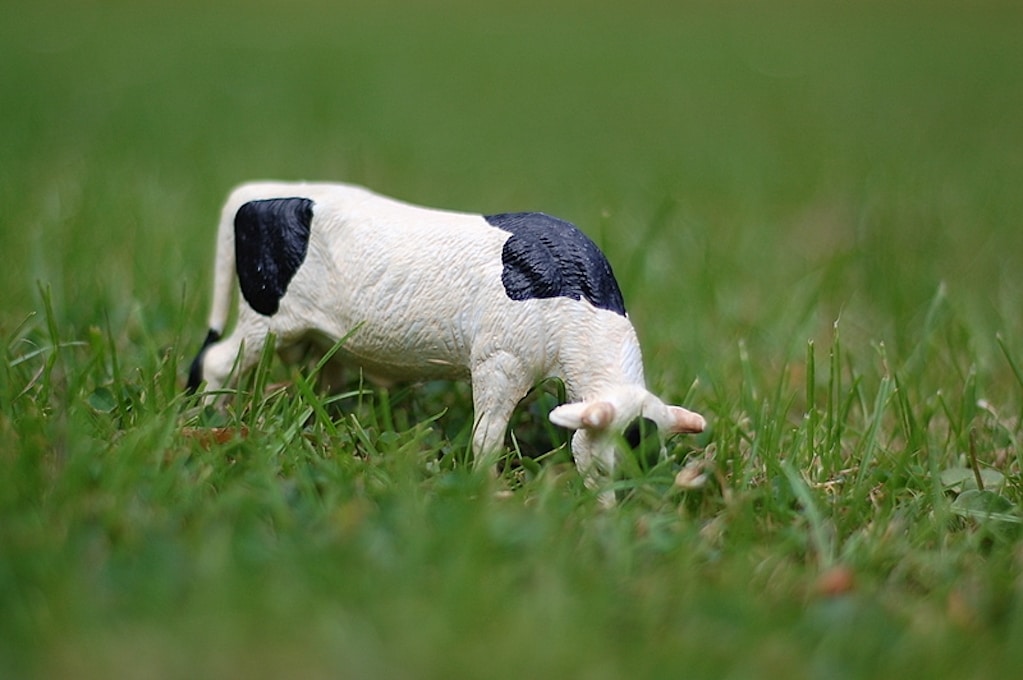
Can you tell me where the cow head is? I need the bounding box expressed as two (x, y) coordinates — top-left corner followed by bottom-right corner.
(549, 386), (705, 504)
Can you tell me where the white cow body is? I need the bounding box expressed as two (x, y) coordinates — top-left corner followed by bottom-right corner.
(190, 181), (704, 503)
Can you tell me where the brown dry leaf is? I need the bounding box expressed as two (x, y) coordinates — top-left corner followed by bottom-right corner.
(181, 426), (249, 449)
(812, 565), (856, 597)
(674, 462), (708, 490)
(946, 589), (978, 629)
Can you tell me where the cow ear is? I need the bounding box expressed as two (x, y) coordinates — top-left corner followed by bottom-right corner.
(666, 406), (706, 434)
(549, 401), (616, 431)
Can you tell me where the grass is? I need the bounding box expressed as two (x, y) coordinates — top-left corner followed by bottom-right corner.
(3, 0), (1023, 677)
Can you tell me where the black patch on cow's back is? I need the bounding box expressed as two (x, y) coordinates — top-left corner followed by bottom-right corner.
(485, 212), (626, 317)
(235, 197), (314, 316)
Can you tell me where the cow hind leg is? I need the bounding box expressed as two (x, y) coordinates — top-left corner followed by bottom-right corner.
(188, 316), (271, 403)
(187, 329), (222, 393)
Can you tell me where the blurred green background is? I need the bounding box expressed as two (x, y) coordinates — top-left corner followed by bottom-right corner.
(4, 0), (1021, 372)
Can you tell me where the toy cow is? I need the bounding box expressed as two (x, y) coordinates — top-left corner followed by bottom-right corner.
(188, 181), (705, 503)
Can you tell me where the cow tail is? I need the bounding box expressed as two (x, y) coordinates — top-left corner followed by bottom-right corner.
(187, 203), (236, 393)
(206, 203), (236, 336)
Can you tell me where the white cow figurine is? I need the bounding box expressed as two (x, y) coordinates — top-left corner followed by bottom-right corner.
(188, 181), (705, 504)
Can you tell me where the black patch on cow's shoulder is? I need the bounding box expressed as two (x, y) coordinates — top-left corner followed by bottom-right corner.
(235, 197), (314, 316)
(485, 212), (626, 316)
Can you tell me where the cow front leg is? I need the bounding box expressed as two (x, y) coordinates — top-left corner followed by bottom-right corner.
(470, 352), (531, 473)
(570, 430), (617, 508)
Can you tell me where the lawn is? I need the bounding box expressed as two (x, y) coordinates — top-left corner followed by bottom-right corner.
(3, 0), (1023, 678)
